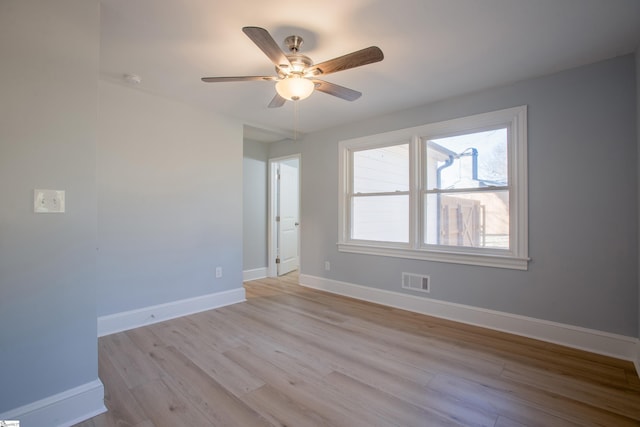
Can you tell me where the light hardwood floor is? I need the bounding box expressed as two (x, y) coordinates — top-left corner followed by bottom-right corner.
(76, 272), (640, 426)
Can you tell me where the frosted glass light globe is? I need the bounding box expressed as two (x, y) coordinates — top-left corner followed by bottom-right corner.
(276, 76), (315, 101)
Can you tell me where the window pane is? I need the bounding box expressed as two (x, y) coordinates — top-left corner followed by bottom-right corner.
(425, 128), (507, 190)
(424, 190), (509, 249)
(352, 195), (408, 242)
(353, 144), (409, 193)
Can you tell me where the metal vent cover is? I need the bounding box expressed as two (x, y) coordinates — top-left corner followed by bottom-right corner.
(402, 272), (430, 293)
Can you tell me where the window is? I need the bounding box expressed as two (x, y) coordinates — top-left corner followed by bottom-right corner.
(424, 129), (509, 250)
(352, 143), (409, 243)
(338, 106), (528, 270)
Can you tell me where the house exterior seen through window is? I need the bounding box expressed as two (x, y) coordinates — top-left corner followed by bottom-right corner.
(424, 129), (509, 250)
(338, 106), (529, 270)
(352, 143), (410, 243)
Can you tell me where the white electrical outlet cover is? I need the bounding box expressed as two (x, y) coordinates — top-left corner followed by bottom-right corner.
(34, 189), (65, 213)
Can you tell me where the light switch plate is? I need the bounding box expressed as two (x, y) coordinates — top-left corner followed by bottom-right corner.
(34, 189), (65, 213)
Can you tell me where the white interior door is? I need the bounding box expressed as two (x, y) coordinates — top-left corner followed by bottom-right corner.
(277, 161), (299, 275)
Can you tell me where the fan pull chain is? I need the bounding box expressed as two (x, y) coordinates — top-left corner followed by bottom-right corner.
(293, 100), (299, 141)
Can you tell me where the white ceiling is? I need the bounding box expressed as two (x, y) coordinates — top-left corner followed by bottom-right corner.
(100, 0), (640, 142)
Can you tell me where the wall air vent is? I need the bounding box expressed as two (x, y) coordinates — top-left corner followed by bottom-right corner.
(402, 272), (430, 293)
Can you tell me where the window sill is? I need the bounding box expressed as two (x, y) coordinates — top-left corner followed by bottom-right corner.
(337, 242), (529, 270)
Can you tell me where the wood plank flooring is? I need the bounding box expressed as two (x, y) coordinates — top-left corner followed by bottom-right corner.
(76, 272), (640, 426)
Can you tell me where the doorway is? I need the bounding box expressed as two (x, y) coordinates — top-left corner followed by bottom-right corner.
(268, 155), (300, 277)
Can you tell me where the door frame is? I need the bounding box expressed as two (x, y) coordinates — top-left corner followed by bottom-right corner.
(268, 154), (301, 277)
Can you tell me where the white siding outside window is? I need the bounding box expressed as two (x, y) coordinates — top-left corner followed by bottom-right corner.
(351, 144), (410, 243)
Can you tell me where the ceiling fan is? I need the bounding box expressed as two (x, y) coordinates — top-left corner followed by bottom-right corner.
(201, 26), (384, 108)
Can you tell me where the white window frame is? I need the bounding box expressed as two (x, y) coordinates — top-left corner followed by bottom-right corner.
(338, 105), (529, 270)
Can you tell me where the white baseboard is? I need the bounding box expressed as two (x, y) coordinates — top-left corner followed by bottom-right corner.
(98, 287), (246, 337)
(299, 274), (638, 363)
(0, 379), (106, 427)
(243, 267), (268, 282)
(635, 341), (640, 377)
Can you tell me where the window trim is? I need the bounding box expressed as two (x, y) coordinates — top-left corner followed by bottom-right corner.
(338, 106), (529, 270)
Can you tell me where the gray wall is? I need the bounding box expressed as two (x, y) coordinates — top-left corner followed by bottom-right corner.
(637, 48), (640, 342)
(243, 139), (269, 271)
(97, 81), (243, 316)
(271, 54), (638, 337)
(0, 0), (100, 412)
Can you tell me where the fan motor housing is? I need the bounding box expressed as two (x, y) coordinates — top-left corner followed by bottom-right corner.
(276, 53), (313, 77)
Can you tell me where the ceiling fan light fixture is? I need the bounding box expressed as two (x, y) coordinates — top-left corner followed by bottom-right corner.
(202, 27), (384, 107)
(275, 76), (315, 101)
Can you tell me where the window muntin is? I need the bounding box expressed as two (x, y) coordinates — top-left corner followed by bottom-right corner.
(338, 106), (528, 270)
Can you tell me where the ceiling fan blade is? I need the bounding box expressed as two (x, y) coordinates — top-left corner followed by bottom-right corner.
(201, 76), (276, 83)
(242, 26), (292, 71)
(313, 79), (362, 101)
(306, 46), (383, 76)
(268, 93), (287, 108)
